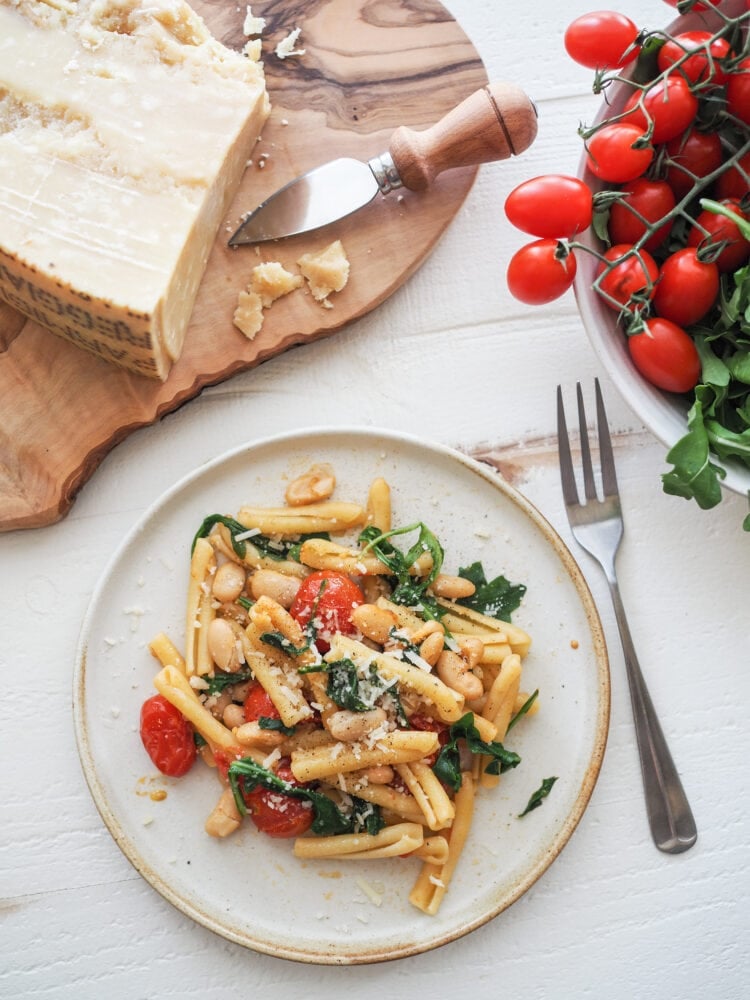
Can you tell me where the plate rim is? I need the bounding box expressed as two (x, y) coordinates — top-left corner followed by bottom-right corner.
(73, 425), (611, 964)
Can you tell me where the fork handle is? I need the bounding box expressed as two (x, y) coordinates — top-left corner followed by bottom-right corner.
(607, 578), (698, 854)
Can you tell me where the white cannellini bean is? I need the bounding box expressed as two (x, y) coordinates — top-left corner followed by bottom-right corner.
(351, 603), (399, 644)
(430, 574), (476, 599)
(222, 703), (246, 729)
(212, 562), (247, 603)
(285, 464), (336, 506)
(327, 708), (387, 743)
(207, 618), (240, 672)
(436, 649), (483, 700)
(249, 569), (301, 609)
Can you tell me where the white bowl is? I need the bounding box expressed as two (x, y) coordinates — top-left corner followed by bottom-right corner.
(574, 0), (750, 498)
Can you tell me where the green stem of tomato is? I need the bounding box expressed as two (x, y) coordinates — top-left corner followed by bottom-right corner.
(699, 199), (750, 242)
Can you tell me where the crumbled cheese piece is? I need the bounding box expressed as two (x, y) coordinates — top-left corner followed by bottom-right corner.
(263, 747), (282, 769)
(189, 676), (210, 690)
(250, 261), (303, 307)
(243, 38), (262, 61)
(275, 27), (305, 60)
(233, 289), (264, 340)
(233, 526), (263, 542)
(403, 649), (434, 673)
(242, 5), (266, 35)
(297, 240), (350, 303)
(428, 875), (445, 888)
(356, 877), (383, 907)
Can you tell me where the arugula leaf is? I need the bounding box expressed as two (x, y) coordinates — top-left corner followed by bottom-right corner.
(237, 596), (254, 611)
(259, 631), (310, 658)
(359, 522), (445, 613)
(204, 669), (253, 696)
(319, 658), (399, 714)
(258, 716), (296, 737)
(507, 689), (539, 733)
(192, 515), (250, 558)
(662, 398), (726, 509)
(519, 776), (558, 818)
(227, 758), (383, 835)
(457, 562), (526, 621)
(433, 713), (521, 792)
(193, 731), (208, 749)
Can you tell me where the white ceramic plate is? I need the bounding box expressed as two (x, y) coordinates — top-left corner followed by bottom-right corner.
(574, 0), (750, 498)
(74, 428), (609, 964)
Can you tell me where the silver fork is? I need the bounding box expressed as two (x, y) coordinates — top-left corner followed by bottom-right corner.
(556, 379), (697, 854)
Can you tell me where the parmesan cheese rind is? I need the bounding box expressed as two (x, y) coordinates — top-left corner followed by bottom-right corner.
(0, 0), (270, 378)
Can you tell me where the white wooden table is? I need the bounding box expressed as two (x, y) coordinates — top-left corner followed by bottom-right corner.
(2, 1), (749, 996)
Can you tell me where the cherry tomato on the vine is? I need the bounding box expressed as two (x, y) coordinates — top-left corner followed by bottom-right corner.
(564, 11), (640, 71)
(608, 178), (676, 251)
(586, 123), (654, 183)
(628, 318), (701, 394)
(622, 76), (698, 144)
(597, 244), (659, 311)
(289, 570), (364, 648)
(661, 0), (721, 10)
(243, 680), (281, 724)
(506, 239), (577, 304)
(140, 694), (196, 777)
(242, 760), (314, 839)
(656, 30), (732, 85)
(665, 128), (723, 200)
(715, 151), (750, 201)
(726, 58), (750, 126)
(653, 248), (719, 327)
(687, 199), (750, 273)
(504, 175), (593, 238)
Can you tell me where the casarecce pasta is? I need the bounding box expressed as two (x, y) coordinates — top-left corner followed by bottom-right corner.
(139, 465), (541, 915)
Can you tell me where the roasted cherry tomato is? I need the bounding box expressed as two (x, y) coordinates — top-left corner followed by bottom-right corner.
(289, 570), (364, 647)
(243, 680), (281, 724)
(407, 714), (449, 767)
(243, 760), (313, 838)
(585, 124), (654, 183)
(726, 58), (750, 126)
(665, 128), (723, 199)
(628, 318), (701, 394)
(657, 30), (732, 84)
(622, 76), (698, 144)
(506, 239), (577, 304)
(608, 178), (676, 251)
(564, 11), (640, 70)
(716, 151), (750, 201)
(653, 248), (719, 327)
(597, 244), (659, 311)
(687, 199), (750, 273)
(504, 175), (593, 238)
(140, 694), (196, 777)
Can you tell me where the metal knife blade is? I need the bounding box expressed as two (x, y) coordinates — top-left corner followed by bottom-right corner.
(228, 81), (538, 247)
(229, 156), (387, 246)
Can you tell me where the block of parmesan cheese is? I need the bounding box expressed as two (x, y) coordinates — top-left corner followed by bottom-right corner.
(0, 0), (270, 379)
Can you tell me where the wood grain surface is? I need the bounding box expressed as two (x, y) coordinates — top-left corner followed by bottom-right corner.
(0, 0), (488, 532)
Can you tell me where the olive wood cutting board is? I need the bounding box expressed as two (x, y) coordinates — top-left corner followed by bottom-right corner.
(0, 0), (488, 531)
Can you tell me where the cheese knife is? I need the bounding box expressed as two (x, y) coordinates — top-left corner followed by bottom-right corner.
(228, 81), (537, 246)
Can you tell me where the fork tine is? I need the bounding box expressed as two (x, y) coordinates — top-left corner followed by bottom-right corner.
(576, 383), (598, 501)
(556, 385), (580, 507)
(595, 377), (619, 498)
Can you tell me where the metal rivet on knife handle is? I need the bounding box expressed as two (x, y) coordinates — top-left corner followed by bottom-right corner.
(387, 81), (538, 192)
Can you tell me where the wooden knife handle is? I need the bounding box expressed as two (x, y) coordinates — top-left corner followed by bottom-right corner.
(388, 82), (537, 192)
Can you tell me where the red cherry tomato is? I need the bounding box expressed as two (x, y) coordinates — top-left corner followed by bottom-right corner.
(657, 30), (731, 84)
(289, 570), (364, 647)
(243, 680), (281, 724)
(140, 694), (196, 777)
(564, 11), (640, 70)
(504, 175), (593, 238)
(407, 714), (449, 766)
(653, 248), (719, 327)
(628, 318), (701, 394)
(585, 124), (654, 183)
(597, 244), (659, 311)
(665, 128), (723, 199)
(622, 76), (698, 144)
(608, 178), (676, 251)
(506, 239), (577, 305)
(726, 58), (750, 126)
(716, 151), (750, 201)
(243, 761), (313, 839)
(687, 199), (750, 273)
